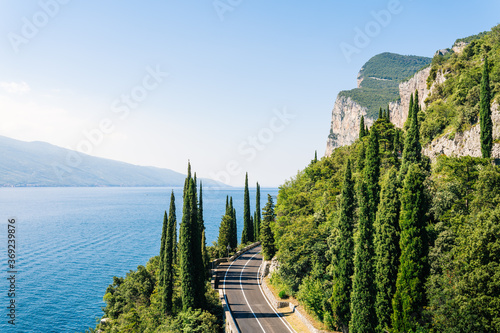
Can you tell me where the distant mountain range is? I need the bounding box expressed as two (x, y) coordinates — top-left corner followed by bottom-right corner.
(0, 135), (225, 187)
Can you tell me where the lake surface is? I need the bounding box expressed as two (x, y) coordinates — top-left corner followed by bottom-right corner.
(0, 186), (278, 332)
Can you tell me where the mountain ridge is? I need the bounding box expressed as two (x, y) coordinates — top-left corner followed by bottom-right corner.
(0, 135), (226, 187)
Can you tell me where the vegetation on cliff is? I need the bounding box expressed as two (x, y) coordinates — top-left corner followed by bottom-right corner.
(423, 25), (500, 146)
(339, 52), (431, 119)
(271, 34), (500, 330)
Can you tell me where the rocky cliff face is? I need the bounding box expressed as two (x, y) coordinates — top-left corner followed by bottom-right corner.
(326, 66), (432, 156)
(423, 103), (500, 160)
(388, 66), (447, 128)
(325, 95), (374, 157)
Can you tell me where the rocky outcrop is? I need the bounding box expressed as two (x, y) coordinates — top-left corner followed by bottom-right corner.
(423, 103), (500, 160)
(452, 41), (468, 54)
(389, 66), (433, 128)
(325, 96), (374, 156)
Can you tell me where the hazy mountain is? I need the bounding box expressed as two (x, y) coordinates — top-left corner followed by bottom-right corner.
(0, 135), (225, 187)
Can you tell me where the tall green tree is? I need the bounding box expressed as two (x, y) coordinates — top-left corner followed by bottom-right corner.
(190, 177), (205, 308)
(180, 175), (196, 310)
(356, 142), (366, 172)
(360, 116), (366, 139)
(254, 182), (261, 241)
(480, 56), (493, 158)
(261, 194), (276, 260)
(169, 191), (177, 264)
(350, 175), (377, 333)
(392, 164), (428, 332)
(241, 173), (254, 244)
(218, 214), (232, 255)
(230, 197), (238, 248)
(329, 160), (355, 333)
(159, 211), (170, 313)
(400, 91), (422, 179)
(162, 192), (177, 314)
(379, 107), (383, 119)
(179, 163), (205, 310)
(199, 182), (209, 279)
(374, 167), (400, 332)
(365, 126), (381, 222)
(350, 130), (379, 333)
(404, 93), (414, 132)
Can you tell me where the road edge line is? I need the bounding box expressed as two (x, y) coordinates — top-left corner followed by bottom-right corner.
(257, 261), (297, 333)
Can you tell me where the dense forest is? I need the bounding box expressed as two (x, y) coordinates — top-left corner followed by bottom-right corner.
(269, 26), (500, 333)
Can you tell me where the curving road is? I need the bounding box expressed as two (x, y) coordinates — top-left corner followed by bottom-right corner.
(218, 245), (295, 333)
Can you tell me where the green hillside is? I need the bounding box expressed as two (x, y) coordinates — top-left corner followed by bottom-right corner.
(422, 26), (500, 145)
(268, 25), (500, 333)
(339, 52), (431, 119)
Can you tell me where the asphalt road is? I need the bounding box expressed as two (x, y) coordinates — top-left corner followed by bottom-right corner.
(218, 245), (296, 333)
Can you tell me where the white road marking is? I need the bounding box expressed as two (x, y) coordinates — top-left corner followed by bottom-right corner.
(240, 252), (266, 332)
(257, 261), (296, 333)
(223, 259), (242, 333)
(224, 247), (296, 333)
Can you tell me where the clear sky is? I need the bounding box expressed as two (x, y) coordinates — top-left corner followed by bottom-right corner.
(0, 1), (498, 186)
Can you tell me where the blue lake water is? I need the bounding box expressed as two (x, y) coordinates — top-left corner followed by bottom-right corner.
(0, 186), (278, 332)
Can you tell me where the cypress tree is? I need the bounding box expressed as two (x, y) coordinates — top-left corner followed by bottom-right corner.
(365, 126), (381, 222)
(400, 91), (422, 179)
(379, 107), (383, 119)
(382, 109), (387, 120)
(350, 175), (377, 333)
(230, 197), (238, 248)
(255, 183), (261, 240)
(392, 164), (428, 332)
(199, 182), (208, 279)
(404, 94), (414, 131)
(261, 194), (276, 260)
(190, 177), (205, 308)
(169, 191), (177, 264)
(218, 214), (232, 255)
(180, 175), (195, 310)
(360, 116), (366, 139)
(414, 90), (419, 111)
(253, 211), (258, 241)
(387, 104), (391, 121)
(329, 160), (355, 333)
(480, 56), (493, 158)
(374, 168), (400, 332)
(159, 211), (169, 312)
(314, 150), (318, 163)
(392, 132), (400, 167)
(241, 173), (253, 244)
(356, 143), (366, 172)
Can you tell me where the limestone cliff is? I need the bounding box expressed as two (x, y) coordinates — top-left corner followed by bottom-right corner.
(423, 103), (500, 160)
(325, 96), (373, 156)
(325, 53), (431, 156)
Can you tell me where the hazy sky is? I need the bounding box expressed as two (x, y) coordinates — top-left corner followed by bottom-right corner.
(0, 1), (498, 186)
